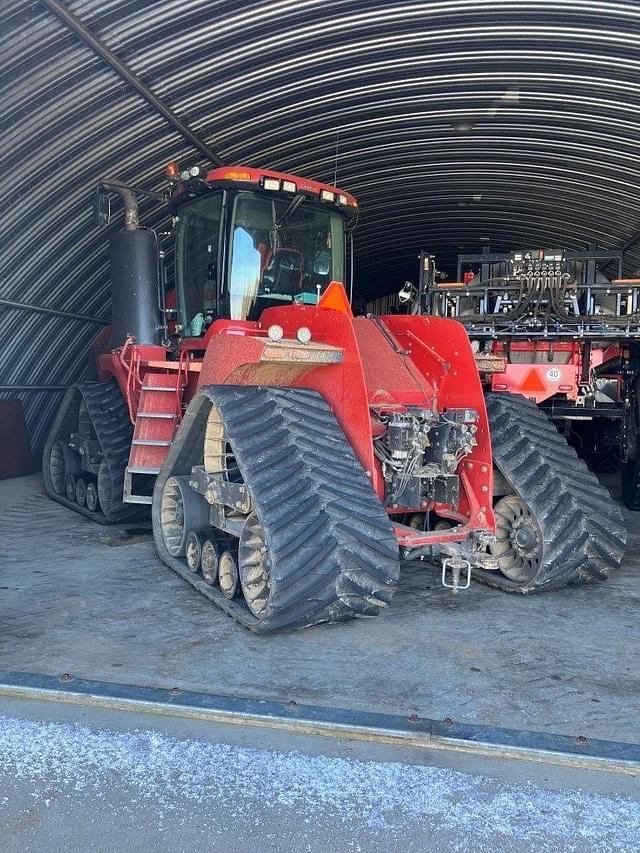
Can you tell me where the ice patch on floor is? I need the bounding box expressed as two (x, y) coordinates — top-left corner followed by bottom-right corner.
(0, 715), (638, 851)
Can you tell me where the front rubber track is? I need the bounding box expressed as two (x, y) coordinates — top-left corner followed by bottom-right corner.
(153, 385), (400, 632)
(42, 380), (147, 525)
(474, 393), (626, 593)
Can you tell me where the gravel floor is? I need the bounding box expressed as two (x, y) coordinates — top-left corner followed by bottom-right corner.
(1, 711), (639, 853)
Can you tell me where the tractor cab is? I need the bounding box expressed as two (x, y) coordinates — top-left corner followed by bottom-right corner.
(168, 165), (358, 336)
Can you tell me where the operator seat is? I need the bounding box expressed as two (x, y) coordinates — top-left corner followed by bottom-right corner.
(261, 247), (303, 297)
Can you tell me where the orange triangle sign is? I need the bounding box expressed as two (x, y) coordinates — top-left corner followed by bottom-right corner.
(317, 281), (353, 316)
(519, 368), (547, 393)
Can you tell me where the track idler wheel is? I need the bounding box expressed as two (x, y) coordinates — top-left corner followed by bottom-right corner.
(65, 475), (77, 503)
(201, 539), (220, 586)
(238, 512), (271, 617)
(49, 441), (80, 496)
(185, 529), (204, 573)
(96, 460), (112, 517)
(86, 481), (99, 513)
(75, 478), (87, 508)
(159, 476), (210, 558)
(218, 549), (239, 599)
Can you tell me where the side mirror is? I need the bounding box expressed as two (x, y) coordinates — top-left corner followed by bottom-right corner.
(94, 185), (111, 226)
(398, 281), (415, 303)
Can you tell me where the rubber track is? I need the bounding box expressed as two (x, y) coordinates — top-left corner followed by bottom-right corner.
(42, 381), (146, 525)
(621, 386), (640, 510)
(474, 393), (626, 593)
(153, 385), (400, 632)
(622, 454), (640, 510)
(588, 447), (619, 475)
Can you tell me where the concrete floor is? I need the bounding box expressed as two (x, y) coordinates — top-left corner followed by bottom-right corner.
(1, 474), (639, 744)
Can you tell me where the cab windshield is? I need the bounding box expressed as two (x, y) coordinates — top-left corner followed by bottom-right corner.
(228, 193), (345, 321)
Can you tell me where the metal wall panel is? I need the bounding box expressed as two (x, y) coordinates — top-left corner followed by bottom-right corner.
(2, 0), (640, 449)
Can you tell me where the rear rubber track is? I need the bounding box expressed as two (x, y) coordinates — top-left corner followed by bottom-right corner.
(621, 377), (640, 510)
(43, 381), (147, 525)
(474, 392), (626, 592)
(153, 385), (400, 632)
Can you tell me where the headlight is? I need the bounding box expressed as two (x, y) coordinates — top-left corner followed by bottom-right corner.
(296, 327), (312, 344)
(267, 324), (284, 341)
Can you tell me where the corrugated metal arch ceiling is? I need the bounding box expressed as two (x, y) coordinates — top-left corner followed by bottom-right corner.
(2, 0), (640, 448)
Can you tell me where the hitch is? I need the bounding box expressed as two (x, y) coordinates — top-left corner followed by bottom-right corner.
(441, 557), (471, 593)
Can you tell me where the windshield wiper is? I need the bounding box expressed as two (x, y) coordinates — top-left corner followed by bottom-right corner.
(275, 194), (305, 229)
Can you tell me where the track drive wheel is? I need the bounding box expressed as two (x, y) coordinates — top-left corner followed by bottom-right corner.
(477, 393), (626, 593)
(490, 495), (542, 585)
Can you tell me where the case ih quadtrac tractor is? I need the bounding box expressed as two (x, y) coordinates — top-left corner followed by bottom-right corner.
(419, 246), (640, 511)
(43, 166), (625, 631)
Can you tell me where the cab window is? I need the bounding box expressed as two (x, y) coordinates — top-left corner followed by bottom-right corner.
(175, 193), (223, 335)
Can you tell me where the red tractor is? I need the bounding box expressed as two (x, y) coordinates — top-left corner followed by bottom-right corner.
(43, 167), (625, 631)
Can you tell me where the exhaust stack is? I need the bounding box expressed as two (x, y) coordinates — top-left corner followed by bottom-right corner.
(104, 181), (160, 347)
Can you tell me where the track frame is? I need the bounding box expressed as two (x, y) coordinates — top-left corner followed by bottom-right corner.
(153, 384), (400, 632)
